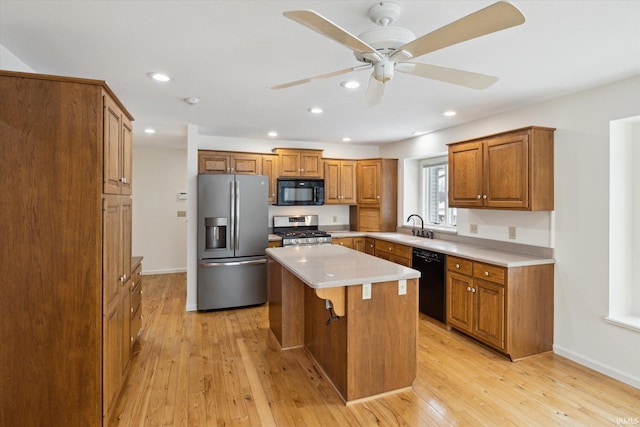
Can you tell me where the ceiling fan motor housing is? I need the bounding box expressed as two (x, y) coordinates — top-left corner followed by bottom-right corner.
(355, 26), (415, 62)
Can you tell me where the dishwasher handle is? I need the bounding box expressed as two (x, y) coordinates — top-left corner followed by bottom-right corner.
(413, 249), (445, 263)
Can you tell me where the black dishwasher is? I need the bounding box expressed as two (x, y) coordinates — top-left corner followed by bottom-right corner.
(412, 248), (446, 323)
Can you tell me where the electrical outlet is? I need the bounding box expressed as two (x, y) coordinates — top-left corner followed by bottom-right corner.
(470, 224), (478, 234)
(398, 279), (407, 295)
(333, 215), (338, 223)
(509, 226), (516, 239)
(362, 283), (371, 300)
(177, 210), (187, 217)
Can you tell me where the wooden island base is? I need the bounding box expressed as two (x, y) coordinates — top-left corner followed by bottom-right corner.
(268, 257), (418, 403)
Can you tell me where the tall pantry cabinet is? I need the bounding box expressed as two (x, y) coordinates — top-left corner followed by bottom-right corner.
(0, 70), (134, 426)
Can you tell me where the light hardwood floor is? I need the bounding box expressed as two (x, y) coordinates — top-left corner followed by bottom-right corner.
(109, 273), (640, 426)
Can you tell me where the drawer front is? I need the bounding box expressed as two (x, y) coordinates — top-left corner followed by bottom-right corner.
(332, 237), (354, 248)
(375, 240), (412, 259)
(131, 307), (142, 342)
(473, 262), (506, 285)
(131, 281), (142, 316)
(447, 256), (473, 275)
(132, 263), (142, 286)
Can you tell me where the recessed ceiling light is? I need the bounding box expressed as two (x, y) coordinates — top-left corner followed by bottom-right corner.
(341, 137), (352, 142)
(144, 128), (156, 134)
(147, 72), (171, 82)
(308, 107), (323, 114)
(267, 131), (278, 137)
(340, 81), (360, 89)
(412, 131), (427, 136)
(443, 110), (457, 117)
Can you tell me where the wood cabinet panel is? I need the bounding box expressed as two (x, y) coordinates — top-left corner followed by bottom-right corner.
(332, 237), (354, 249)
(353, 237), (366, 252)
(448, 126), (554, 211)
(446, 254), (553, 360)
(446, 271), (474, 332)
(0, 71), (135, 425)
(448, 142), (484, 208)
(473, 279), (505, 350)
(324, 159), (357, 204)
(104, 95), (132, 195)
(199, 151), (230, 174)
(357, 160), (381, 204)
(364, 238), (375, 255)
(198, 150), (262, 175)
(261, 154), (278, 204)
(268, 240), (283, 248)
(374, 239), (412, 267)
(351, 159), (397, 232)
(273, 148), (323, 177)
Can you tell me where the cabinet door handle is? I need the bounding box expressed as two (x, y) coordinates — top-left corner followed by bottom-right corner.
(456, 263), (460, 268)
(483, 195), (487, 199)
(471, 288), (476, 293)
(467, 286), (472, 291)
(484, 271), (489, 276)
(476, 195), (482, 199)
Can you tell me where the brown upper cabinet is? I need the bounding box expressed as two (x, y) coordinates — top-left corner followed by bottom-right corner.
(198, 150), (262, 175)
(350, 159), (398, 232)
(323, 159), (357, 204)
(448, 126), (555, 211)
(104, 95), (133, 195)
(273, 148), (323, 177)
(261, 154), (279, 204)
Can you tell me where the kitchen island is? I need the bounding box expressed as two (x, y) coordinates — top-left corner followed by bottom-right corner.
(266, 244), (420, 403)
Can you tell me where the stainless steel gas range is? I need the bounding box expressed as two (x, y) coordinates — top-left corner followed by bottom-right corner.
(272, 215), (332, 246)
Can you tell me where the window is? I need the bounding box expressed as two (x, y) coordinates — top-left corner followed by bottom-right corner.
(419, 156), (456, 227)
(607, 116), (640, 330)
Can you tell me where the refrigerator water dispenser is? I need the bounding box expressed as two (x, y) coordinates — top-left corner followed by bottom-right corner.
(205, 217), (227, 249)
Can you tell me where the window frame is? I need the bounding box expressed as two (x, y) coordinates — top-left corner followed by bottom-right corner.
(418, 156), (456, 229)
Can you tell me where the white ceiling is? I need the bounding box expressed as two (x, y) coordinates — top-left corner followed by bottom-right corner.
(2, 1), (640, 149)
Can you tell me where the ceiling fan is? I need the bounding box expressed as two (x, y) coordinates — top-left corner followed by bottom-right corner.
(268, 1), (525, 106)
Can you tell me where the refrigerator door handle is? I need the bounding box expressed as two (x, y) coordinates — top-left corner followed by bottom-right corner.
(235, 179), (240, 250)
(199, 258), (267, 268)
(229, 180), (235, 251)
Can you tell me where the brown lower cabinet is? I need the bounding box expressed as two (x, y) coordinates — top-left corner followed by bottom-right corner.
(373, 239), (412, 267)
(446, 255), (554, 360)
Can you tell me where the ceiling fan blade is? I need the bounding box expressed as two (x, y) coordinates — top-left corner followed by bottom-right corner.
(268, 65), (370, 90)
(364, 73), (385, 108)
(392, 1), (525, 61)
(284, 10), (377, 56)
(396, 62), (499, 90)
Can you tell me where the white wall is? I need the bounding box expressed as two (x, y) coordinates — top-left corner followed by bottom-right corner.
(132, 146), (188, 274)
(381, 74), (640, 389)
(0, 44), (34, 72)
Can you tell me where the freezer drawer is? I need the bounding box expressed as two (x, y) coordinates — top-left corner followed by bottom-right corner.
(197, 256), (267, 310)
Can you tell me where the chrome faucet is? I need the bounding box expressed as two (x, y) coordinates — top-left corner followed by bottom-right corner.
(406, 214), (424, 237)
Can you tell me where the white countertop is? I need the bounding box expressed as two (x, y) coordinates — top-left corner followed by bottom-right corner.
(336, 232), (554, 268)
(266, 245), (420, 289)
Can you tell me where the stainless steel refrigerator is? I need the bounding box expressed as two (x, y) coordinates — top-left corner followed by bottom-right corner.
(197, 174), (268, 310)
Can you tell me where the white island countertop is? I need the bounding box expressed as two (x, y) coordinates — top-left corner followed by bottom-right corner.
(266, 244), (420, 289)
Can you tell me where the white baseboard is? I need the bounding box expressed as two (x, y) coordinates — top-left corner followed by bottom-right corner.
(141, 267), (187, 275)
(553, 344), (640, 390)
(186, 303), (198, 312)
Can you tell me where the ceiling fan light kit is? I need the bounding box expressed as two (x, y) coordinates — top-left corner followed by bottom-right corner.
(269, 1), (526, 107)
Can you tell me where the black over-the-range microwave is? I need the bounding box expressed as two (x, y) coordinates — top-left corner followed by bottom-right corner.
(276, 178), (324, 206)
